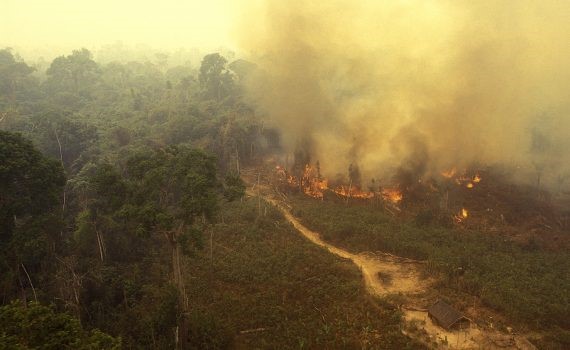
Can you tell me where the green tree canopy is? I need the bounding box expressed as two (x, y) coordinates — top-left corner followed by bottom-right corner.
(126, 146), (219, 231)
(45, 49), (101, 102)
(30, 111), (98, 172)
(199, 53), (234, 100)
(0, 49), (35, 97)
(0, 301), (120, 350)
(0, 131), (65, 241)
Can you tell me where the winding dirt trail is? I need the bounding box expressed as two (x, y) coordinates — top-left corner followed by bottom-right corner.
(250, 188), (536, 349)
(262, 194), (426, 297)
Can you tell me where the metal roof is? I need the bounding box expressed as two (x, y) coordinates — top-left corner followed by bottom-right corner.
(428, 300), (469, 329)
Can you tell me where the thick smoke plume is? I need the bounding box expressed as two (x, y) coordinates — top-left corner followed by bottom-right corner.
(236, 0), (570, 189)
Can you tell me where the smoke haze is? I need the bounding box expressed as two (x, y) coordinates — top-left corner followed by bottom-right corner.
(1, 0), (236, 52)
(4, 0), (569, 187)
(237, 0), (570, 187)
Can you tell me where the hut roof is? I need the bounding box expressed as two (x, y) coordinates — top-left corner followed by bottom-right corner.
(428, 300), (469, 329)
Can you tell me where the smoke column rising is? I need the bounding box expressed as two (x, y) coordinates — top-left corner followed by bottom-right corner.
(236, 0), (570, 188)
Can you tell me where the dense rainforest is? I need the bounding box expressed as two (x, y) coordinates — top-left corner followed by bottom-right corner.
(0, 48), (251, 348)
(0, 48), (424, 349)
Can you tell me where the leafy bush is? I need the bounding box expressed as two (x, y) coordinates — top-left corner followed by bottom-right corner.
(0, 301), (120, 349)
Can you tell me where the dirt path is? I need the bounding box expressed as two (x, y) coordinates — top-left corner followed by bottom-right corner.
(262, 194), (427, 297)
(250, 189), (536, 350)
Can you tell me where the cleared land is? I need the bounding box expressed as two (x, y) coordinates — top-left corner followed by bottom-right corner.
(182, 197), (424, 349)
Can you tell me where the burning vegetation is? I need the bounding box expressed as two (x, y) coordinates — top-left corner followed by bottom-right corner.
(270, 154), (569, 250)
(274, 163), (402, 205)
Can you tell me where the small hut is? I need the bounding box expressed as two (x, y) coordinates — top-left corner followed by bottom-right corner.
(428, 300), (470, 330)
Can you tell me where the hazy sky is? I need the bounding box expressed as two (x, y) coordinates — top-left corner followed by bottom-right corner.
(1, 0), (236, 50)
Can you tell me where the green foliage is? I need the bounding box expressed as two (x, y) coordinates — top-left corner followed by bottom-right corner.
(182, 199), (424, 349)
(30, 112), (98, 172)
(125, 146), (219, 225)
(0, 131), (65, 239)
(63, 147), (220, 347)
(88, 163), (127, 212)
(45, 48), (100, 101)
(0, 49), (36, 105)
(199, 53), (234, 100)
(178, 227), (204, 256)
(531, 327), (570, 350)
(0, 301), (120, 349)
(292, 196), (570, 332)
(186, 311), (233, 349)
(0, 48), (422, 348)
(223, 172), (245, 201)
(0, 131), (65, 296)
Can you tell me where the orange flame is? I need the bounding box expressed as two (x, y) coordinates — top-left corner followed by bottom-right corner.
(381, 188), (403, 204)
(276, 164), (402, 203)
(333, 185), (375, 199)
(443, 168), (482, 189)
(454, 208), (469, 223)
(441, 167), (457, 178)
(301, 164), (328, 199)
(473, 174), (482, 183)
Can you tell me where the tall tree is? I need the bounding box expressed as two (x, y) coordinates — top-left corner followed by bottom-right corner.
(45, 49), (101, 105)
(74, 163), (126, 263)
(31, 111), (98, 172)
(199, 53), (234, 100)
(0, 131), (65, 241)
(0, 49), (36, 104)
(125, 146), (218, 347)
(0, 131), (65, 302)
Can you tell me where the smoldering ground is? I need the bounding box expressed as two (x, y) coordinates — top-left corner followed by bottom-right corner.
(236, 0), (570, 189)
